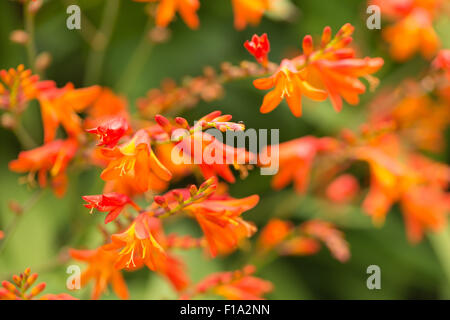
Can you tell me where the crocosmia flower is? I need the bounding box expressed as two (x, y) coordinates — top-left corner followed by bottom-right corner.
(134, 0), (200, 29)
(9, 138), (78, 197)
(70, 246), (129, 300)
(82, 192), (140, 224)
(87, 117), (130, 148)
(231, 0), (271, 30)
(101, 129), (172, 193)
(244, 33), (270, 67)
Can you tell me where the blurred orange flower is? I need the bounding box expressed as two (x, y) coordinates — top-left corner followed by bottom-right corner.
(70, 246), (129, 300)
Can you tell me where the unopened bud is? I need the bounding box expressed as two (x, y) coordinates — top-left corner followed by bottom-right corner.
(175, 117), (189, 129)
(189, 185), (198, 197)
(29, 282), (46, 297)
(321, 26), (332, 47)
(302, 35), (313, 56)
(28, 0), (43, 14)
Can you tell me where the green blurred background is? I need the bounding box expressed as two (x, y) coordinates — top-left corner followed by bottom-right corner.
(0, 0), (449, 299)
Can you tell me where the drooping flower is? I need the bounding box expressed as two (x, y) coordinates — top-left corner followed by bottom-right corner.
(189, 265), (273, 300)
(244, 33), (270, 67)
(69, 246), (129, 300)
(87, 117), (130, 148)
(37, 83), (101, 142)
(231, 0), (271, 30)
(82, 192), (141, 224)
(9, 138), (78, 197)
(100, 129), (172, 193)
(134, 0), (200, 29)
(267, 136), (339, 193)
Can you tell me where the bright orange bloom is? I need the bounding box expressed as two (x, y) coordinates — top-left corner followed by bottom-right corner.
(185, 193), (259, 257)
(258, 219), (293, 250)
(101, 129), (172, 193)
(268, 136), (339, 193)
(191, 265), (273, 300)
(70, 246), (129, 300)
(9, 138), (78, 197)
(134, 0), (200, 29)
(0, 65), (50, 112)
(253, 25), (384, 115)
(38, 83), (101, 142)
(105, 213), (166, 271)
(355, 133), (450, 242)
(231, 0), (271, 30)
(326, 174), (360, 204)
(254, 59), (328, 117)
(373, 0), (442, 61)
(0, 230), (3, 239)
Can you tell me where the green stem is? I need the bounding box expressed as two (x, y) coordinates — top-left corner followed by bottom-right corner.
(12, 119), (37, 149)
(23, 1), (37, 73)
(115, 19), (154, 94)
(0, 190), (45, 256)
(429, 228), (450, 297)
(83, 0), (121, 85)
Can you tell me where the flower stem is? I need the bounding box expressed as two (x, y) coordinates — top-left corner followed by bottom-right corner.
(0, 190), (45, 256)
(83, 0), (121, 85)
(23, 1), (37, 73)
(429, 228), (450, 297)
(115, 19), (154, 94)
(12, 118), (37, 149)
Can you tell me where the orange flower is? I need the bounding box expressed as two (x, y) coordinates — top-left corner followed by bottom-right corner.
(84, 88), (130, 129)
(82, 192), (141, 224)
(175, 131), (255, 183)
(268, 136), (339, 193)
(9, 138), (78, 197)
(134, 0), (200, 29)
(258, 219), (293, 250)
(254, 59), (328, 117)
(191, 265), (273, 300)
(433, 49), (450, 80)
(278, 237), (321, 256)
(231, 0), (271, 30)
(185, 192), (259, 257)
(38, 83), (101, 142)
(355, 133), (450, 242)
(101, 129), (172, 193)
(105, 213), (166, 271)
(373, 0), (442, 61)
(253, 25), (383, 115)
(70, 246), (129, 300)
